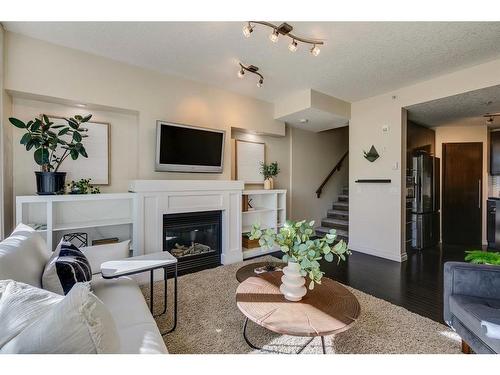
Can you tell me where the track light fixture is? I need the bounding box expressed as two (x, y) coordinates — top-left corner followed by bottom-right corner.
(242, 22), (253, 38)
(484, 112), (500, 125)
(242, 21), (324, 56)
(237, 63), (264, 88)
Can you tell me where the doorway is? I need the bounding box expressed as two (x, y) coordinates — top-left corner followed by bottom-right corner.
(442, 142), (483, 246)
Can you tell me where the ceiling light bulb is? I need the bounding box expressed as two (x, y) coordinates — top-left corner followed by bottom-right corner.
(269, 29), (279, 43)
(310, 45), (320, 56)
(237, 69), (245, 78)
(288, 40), (298, 52)
(257, 78), (264, 88)
(242, 23), (253, 38)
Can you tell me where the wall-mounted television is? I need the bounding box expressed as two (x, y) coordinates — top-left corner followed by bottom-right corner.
(155, 121), (225, 173)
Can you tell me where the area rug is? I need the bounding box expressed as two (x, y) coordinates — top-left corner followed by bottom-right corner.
(140, 256), (461, 354)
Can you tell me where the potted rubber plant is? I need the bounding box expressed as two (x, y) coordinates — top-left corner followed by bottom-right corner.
(9, 114), (91, 195)
(260, 161), (280, 190)
(250, 220), (350, 301)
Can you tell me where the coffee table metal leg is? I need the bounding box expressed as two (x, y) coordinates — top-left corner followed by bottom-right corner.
(321, 336), (326, 354)
(243, 317), (318, 354)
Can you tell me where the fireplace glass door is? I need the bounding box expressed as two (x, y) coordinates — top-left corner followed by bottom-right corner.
(163, 210), (221, 273)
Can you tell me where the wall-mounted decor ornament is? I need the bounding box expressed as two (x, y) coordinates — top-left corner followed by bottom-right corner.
(363, 145), (380, 162)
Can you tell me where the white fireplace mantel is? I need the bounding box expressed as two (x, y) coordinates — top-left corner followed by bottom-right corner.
(129, 180), (244, 265)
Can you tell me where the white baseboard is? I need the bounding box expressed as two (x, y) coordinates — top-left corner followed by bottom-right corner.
(348, 243), (407, 263)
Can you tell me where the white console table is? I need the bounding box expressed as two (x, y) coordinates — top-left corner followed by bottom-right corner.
(16, 193), (136, 251)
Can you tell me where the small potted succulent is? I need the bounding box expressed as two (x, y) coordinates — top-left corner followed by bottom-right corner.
(250, 220), (350, 301)
(67, 178), (100, 194)
(9, 114), (91, 195)
(260, 161), (280, 190)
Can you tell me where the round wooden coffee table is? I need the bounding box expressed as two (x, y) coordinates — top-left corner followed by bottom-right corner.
(236, 271), (360, 354)
(235, 261), (285, 283)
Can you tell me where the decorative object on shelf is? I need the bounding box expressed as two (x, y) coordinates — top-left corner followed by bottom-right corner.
(242, 195), (249, 212)
(67, 178), (101, 194)
(9, 114), (92, 195)
(250, 220), (350, 301)
(235, 139), (265, 183)
(363, 145), (380, 162)
(242, 233), (260, 249)
(238, 63), (264, 87)
(92, 237), (119, 246)
(62, 232), (88, 248)
(242, 21), (324, 56)
(48, 116), (110, 185)
(260, 161), (280, 190)
(465, 250), (500, 265)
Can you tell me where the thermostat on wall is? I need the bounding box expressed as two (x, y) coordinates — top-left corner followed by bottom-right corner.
(382, 125), (390, 134)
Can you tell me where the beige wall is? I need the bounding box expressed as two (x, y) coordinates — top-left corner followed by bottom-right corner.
(434, 125), (489, 244)
(350, 57), (500, 262)
(4, 32), (285, 181)
(290, 126), (349, 225)
(11, 97), (140, 195)
(1, 25), (14, 237)
(3, 32), (350, 232)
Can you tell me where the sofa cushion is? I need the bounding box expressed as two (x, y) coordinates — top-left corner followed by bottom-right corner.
(450, 294), (500, 352)
(91, 276), (168, 354)
(1, 282), (120, 354)
(0, 280), (63, 348)
(0, 223), (50, 288)
(42, 240), (92, 295)
(81, 240), (130, 275)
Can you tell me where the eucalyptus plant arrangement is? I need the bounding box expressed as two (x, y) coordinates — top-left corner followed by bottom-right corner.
(465, 250), (500, 265)
(67, 178), (101, 194)
(9, 114), (91, 172)
(250, 220), (350, 289)
(260, 161), (280, 180)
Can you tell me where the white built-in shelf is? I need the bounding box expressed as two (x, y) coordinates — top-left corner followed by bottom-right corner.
(16, 193), (136, 251)
(53, 218), (134, 232)
(241, 189), (287, 250)
(242, 245), (280, 260)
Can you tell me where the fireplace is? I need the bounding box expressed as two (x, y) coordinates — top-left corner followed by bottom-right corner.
(163, 210), (222, 274)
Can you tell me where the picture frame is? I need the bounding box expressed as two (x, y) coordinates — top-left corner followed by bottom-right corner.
(235, 139), (265, 184)
(47, 115), (110, 185)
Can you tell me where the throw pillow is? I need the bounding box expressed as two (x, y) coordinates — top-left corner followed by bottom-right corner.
(81, 240), (131, 275)
(0, 280), (63, 348)
(42, 240), (92, 295)
(0, 282), (120, 354)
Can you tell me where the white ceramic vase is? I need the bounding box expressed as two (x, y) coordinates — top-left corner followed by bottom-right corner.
(280, 261), (307, 302)
(264, 178), (272, 190)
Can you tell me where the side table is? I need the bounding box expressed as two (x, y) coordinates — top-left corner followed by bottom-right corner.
(101, 251), (178, 334)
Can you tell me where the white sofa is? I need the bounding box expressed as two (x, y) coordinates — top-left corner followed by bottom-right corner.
(0, 224), (168, 354)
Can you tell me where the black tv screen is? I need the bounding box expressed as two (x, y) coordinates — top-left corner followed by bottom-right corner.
(155, 121), (225, 173)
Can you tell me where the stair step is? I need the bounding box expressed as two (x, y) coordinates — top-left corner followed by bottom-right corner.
(315, 227), (349, 241)
(342, 187), (349, 195)
(332, 201), (349, 211)
(321, 217), (348, 230)
(338, 194), (349, 202)
(327, 209), (348, 218)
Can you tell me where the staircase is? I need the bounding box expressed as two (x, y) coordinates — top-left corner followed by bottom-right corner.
(315, 186), (349, 243)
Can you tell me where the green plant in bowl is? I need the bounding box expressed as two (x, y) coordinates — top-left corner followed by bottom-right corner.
(465, 250), (500, 265)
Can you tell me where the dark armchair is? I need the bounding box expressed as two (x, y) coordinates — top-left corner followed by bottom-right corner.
(444, 262), (500, 353)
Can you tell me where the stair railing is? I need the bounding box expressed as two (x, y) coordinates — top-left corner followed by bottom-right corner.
(315, 151), (348, 198)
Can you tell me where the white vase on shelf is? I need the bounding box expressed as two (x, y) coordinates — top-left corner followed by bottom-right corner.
(279, 261), (307, 302)
(264, 178), (272, 190)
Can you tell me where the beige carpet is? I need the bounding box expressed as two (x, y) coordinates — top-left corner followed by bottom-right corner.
(141, 256), (461, 354)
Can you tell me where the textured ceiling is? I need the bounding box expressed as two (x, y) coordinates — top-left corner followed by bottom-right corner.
(406, 84), (500, 128)
(4, 22), (500, 103)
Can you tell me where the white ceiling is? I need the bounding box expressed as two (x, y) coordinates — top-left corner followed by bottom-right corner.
(4, 22), (500, 104)
(406, 84), (500, 128)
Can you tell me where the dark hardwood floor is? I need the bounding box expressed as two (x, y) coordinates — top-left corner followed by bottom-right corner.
(272, 244), (477, 324)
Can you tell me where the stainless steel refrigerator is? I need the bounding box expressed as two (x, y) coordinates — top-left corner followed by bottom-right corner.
(411, 153), (440, 250)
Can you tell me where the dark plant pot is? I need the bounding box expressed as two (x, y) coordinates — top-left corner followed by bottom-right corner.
(35, 172), (66, 195)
